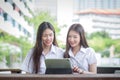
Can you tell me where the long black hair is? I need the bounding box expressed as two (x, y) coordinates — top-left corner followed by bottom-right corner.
(29, 21), (58, 73)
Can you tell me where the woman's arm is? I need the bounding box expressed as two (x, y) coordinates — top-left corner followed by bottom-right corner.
(73, 63), (97, 74)
(83, 63), (97, 74)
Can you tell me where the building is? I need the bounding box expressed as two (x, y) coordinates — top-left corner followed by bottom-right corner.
(34, 0), (74, 27)
(34, 0), (74, 44)
(34, 0), (120, 40)
(0, 0), (34, 42)
(34, 0), (57, 19)
(73, 0), (120, 39)
(0, 0), (35, 68)
(73, 0), (120, 11)
(74, 9), (120, 39)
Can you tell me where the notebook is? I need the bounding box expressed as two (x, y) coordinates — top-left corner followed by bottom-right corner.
(45, 58), (72, 74)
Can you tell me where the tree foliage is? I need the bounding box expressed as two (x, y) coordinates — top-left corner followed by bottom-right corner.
(0, 33), (33, 61)
(28, 11), (60, 34)
(88, 31), (120, 57)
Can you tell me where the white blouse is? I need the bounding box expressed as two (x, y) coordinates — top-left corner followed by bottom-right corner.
(20, 45), (64, 74)
(69, 47), (97, 71)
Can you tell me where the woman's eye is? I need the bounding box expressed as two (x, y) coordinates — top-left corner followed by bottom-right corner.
(43, 35), (47, 37)
(74, 36), (77, 38)
(49, 34), (53, 37)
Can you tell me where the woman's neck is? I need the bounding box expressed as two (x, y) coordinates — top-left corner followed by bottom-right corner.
(72, 45), (81, 56)
(43, 45), (51, 55)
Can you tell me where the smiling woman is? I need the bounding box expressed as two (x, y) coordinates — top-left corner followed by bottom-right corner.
(20, 21), (64, 74)
(64, 23), (97, 74)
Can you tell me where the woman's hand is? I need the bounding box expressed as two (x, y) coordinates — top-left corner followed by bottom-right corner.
(72, 66), (84, 74)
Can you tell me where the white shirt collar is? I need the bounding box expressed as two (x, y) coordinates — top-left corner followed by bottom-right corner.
(80, 46), (87, 53)
(50, 44), (56, 54)
(69, 46), (87, 57)
(42, 44), (57, 55)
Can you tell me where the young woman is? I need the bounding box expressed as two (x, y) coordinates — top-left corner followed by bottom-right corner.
(21, 21), (64, 74)
(64, 23), (97, 74)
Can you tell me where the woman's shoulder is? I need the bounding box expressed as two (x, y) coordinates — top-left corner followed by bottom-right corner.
(53, 45), (64, 52)
(83, 47), (96, 55)
(25, 48), (34, 56)
(86, 47), (95, 52)
(52, 45), (64, 54)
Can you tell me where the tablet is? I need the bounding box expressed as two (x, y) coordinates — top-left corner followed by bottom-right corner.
(45, 58), (72, 74)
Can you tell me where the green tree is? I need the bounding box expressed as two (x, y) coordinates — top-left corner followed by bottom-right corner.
(88, 31), (120, 57)
(27, 11), (60, 34)
(113, 39), (120, 57)
(0, 33), (33, 63)
(88, 30), (110, 39)
(88, 31), (111, 52)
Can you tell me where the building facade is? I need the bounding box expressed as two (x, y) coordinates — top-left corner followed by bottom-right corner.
(0, 0), (34, 42)
(73, 0), (120, 39)
(74, 0), (120, 11)
(75, 9), (120, 39)
(0, 0), (35, 68)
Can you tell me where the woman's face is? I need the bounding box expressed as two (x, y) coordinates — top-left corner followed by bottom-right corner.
(68, 30), (80, 48)
(42, 28), (54, 47)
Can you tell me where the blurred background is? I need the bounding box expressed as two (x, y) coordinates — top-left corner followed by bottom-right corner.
(0, 0), (120, 69)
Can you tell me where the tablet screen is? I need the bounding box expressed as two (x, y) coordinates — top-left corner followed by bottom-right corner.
(45, 58), (72, 74)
